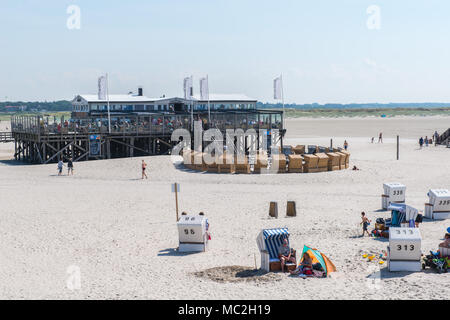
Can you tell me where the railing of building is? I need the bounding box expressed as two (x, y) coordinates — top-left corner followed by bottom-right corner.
(11, 110), (283, 137)
(0, 132), (13, 143)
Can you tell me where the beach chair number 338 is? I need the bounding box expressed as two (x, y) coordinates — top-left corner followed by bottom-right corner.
(184, 229), (195, 235)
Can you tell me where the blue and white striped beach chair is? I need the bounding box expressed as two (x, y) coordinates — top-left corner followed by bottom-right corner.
(257, 228), (290, 272)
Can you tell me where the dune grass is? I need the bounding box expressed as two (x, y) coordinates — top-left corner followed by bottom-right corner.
(0, 112), (71, 122)
(285, 107), (450, 118)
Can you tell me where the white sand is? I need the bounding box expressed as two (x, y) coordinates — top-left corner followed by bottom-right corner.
(0, 116), (449, 300)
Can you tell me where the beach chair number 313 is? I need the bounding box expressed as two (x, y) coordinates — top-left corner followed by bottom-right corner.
(396, 244), (414, 251)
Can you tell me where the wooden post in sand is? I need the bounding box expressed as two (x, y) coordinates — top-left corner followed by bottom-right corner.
(397, 135), (399, 160)
(173, 183), (180, 222)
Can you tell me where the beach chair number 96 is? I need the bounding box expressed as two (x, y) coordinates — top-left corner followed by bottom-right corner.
(397, 245), (414, 251)
(184, 229), (195, 235)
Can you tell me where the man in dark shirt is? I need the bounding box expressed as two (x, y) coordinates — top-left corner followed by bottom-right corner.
(278, 238), (296, 272)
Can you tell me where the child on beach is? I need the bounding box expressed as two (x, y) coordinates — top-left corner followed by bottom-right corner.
(141, 160), (148, 180)
(57, 159), (64, 176)
(67, 158), (74, 176)
(344, 140), (348, 150)
(361, 212), (371, 237)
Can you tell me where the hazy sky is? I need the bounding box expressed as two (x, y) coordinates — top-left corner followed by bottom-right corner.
(1, 0), (450, 103)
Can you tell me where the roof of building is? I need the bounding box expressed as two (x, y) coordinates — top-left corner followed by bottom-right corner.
(193, 94), (257, 102)
(76, 94), (156, 103)
(74, 93), (257, 104)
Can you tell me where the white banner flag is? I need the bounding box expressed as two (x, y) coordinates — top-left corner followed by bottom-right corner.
(183, 76), (193, 99)
(274, 76), (283, 100)
(200, 76), (209, 100)
(98, 75), (107, 100)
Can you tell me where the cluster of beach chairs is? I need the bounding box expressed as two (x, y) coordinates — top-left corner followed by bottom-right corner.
(181, 145), (350, 174)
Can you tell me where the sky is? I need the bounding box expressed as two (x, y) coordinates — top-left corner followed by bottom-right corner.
(0, 0), (450, 104)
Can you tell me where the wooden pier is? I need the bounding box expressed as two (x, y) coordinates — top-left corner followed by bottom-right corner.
(8, 110), (284, 164)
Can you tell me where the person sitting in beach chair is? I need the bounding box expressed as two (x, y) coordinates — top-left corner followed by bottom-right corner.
(439, 233), (450, 249)
(278, 238), (296, 272)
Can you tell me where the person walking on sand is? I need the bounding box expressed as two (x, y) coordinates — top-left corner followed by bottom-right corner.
(361, 212), (372, 237)
(378, 133), (383, 143)
(425, 136), (429, 147)
(371, 137), (375, 144)
(344, 140), (348, 151)
(57, 159), (64, 176)
(67, 158), (74, 176)
(141, 160), (148, 180)
(419, 137), (424, 149)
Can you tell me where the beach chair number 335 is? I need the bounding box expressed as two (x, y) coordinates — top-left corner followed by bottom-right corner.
(184, 229), (195, 235)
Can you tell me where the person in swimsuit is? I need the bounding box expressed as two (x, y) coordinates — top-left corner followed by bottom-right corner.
(361, 212), (371, 237)
(290, 252), (313, 276)
(67, 158), (74, 176)
(141, 160), (148, 180)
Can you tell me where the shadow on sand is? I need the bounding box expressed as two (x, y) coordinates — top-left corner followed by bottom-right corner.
(157, 248), (201, 257)
(0, 159), (31, 166)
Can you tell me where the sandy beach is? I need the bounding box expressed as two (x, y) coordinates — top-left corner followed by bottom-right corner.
(0, 116), (449, 300)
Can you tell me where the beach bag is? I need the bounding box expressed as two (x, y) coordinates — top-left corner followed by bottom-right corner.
(312, 263), (324, 271)
(415, 214), (423, 223)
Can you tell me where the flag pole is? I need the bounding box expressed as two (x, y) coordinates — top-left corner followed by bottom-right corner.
(207, 75), (211, 125)
(190, 75), (194, 131)
(106, 73), (111, 134)
(281, 73), (285, 130)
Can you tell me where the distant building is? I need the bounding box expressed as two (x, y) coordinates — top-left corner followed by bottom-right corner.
(71, 87), (257, 118)
(5, 105), (27, 112)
